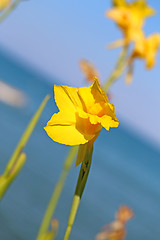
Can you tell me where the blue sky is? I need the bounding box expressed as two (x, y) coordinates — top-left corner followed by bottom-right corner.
(0, 0), (160, 148)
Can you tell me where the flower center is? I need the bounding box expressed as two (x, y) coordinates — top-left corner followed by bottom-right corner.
(87, 102), (106, 117)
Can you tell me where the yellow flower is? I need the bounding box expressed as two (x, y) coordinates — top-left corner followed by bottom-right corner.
(129, 33), (160, 69)
(44, 78), (119, 146)
(112, 0), (127, 7)
(106, 0), (155, 45)
(96, 206), (134, 240)
(0, 0), (11, 11)
(79, 59), (99, 83)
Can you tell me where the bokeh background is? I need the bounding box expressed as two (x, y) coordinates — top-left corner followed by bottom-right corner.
(0, 1), (160, 240)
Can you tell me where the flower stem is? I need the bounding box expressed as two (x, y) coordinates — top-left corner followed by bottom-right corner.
(3, 94), (50, 178)
(64, 195), (80, 240)
(0, 152), (26, 199)
(36, 146), (78, 240)
(103, 46), (128, 92)
(0, 0), (22, 23)
(64, 142), (93, 240)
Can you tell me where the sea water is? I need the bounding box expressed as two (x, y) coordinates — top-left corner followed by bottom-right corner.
(0, 49), (160, 240)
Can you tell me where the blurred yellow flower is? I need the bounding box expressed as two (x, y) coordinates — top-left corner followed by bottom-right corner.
(44, 78), (119, 146)
(96, 206), (134, 240)
(129, 33), (160, 69)
(112, 0), (126, 7)
(79, 59), (99, 82)
(0, 0), (11, 10)
(106, 0), (155, 46)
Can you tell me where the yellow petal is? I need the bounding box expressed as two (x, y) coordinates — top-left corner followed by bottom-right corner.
(54, 85), (83, 112)
(145, 34), (160, 69)
(44, 111), (93, 145)
(47, 109), (76, 125)
(146, 55), (155, 69)
(76, 114), (101, 137)
(102, 103), (118, 122)
(76, 107), (102, 133)
(112, 0), (126, 7)
(78, 85), (95, 112)
(100, 115), (119, 131)
(91, 78), (109, 103)
(131, 0), (155, 18)
(78, 78), (108, 113)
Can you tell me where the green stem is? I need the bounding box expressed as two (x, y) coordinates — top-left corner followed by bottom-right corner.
(64, 195), (80, 240)
(0, 0), (22, 23)
(4, 94), (50, 178)
(36, 146), (78, 240)
(64, 142), (93, 240)
(103, 46), (128, 92)
(0, 152), (26, 199)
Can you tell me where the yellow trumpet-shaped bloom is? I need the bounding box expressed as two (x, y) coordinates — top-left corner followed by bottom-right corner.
(129, 33), (160, 69)
(44, 78), (119, 146)
(0, 0), (11, 10)
(106, 0), (155, 45)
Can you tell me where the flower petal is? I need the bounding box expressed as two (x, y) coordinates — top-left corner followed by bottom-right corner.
(100, 115), (119, 131)
(78, 78), (108, 112)
(44, 111), (92, 145)
(54, 85), (83, 111)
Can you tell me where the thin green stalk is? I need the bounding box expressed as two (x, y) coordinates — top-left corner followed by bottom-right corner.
(103, 46), (128, 92)
(0, 0), (22, 23)
(3, 94), (50, 178)
(0, 152), (26, 199)
(36, 146), (78, 240)
(64, 142), (93, 240)
(38, 219), (58, 240)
